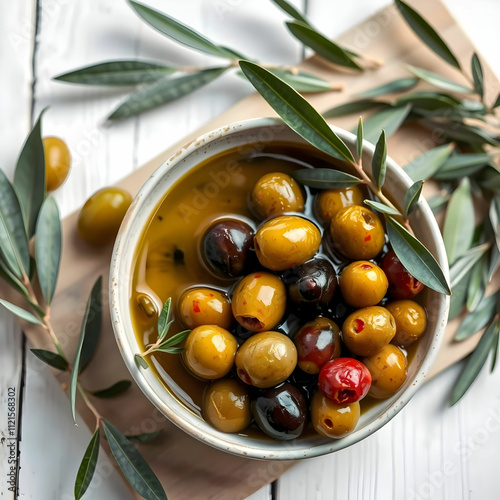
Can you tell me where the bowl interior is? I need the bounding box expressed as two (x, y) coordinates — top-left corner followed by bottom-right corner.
(110, 117), (449, 460)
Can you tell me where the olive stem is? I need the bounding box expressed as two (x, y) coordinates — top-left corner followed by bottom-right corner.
(78, 382), (102, 429)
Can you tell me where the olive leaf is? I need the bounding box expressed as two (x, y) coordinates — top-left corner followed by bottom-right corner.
(433, 153), (492, 181)
(92, 380), (132, 398)
(155, 329), (191, 353)
(157, 297), (172, 340)
(35, 196), (62, 306)
(488, 194), (500, 252)
(385, 216), (451, 295)
(364, 199), (401, 216)
(103, 420), (168, 500)
(488, 245), (500, 282)
(356, 116), (363, 161)
(419, 120), (500, 147)
(471, 53), (484, 100)
(372, 130), (387, 190)
(404, 143), (454, 181)
(75, 429), (100, 500)
(239, 61), (354, 164)
(395, 0), (461, 70)
(135, 354), (149, 370)
(450, 320), (500, 406)
(292, 168), (361, 189)
(126, 431), (161, 445)
(361, 104), (411, 144)
(396, 91), (461, 110)
(443, 178), (474, 265)
(79, 276), (103, 371)
(14, 110), (46, 238)
(466, 253), (489, 311)
(323, 100), (386, 119)
(267, 69), (333, 92)
(0, 299), (43, 326)
(270, 0), (309, 25)
(403, 180), (423, 217)
(30, 349), (68, 371)
(285, 21), (362, 71)
(427, 194), (449, 215)
(0, 169), (31, 277)
(449, 244), (489, 289)
(455, 291), (499, 341)
(493, 93), (500, 110)
(477, 165), (500, 193)
(55, 60), (177, 86)
(356, 77), (418, 99)
(128, 1), (236, 60)
(449, 273), (470, 320)
(108, 67), (228, 120)
(407, 65), (472, 94)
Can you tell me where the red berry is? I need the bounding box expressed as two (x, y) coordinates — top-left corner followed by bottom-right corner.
(381, 250), (424, 300)
(318, 358), (371, 404)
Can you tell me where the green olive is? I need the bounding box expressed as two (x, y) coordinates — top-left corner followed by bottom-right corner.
(254, 215), (321, 271)
(362, 344), (408, 399)
(330, 206), (385, 260)
(202, 378), (251, 433)
(179, 288), (232, 330)
(386, 300), (427, 347)
(137, 293), (157, 318)
(235, 331), (297, 388)
(231, 272), (286, 332)
(316, 186), (363, 224)
(43, 137), (71, 192)
(342, 306), (396, 356)
(77, 187), (132, 245)
(311, 390), (360, 438)
(251, 172), (305, 220)
(183, 325), (237, 380)
(339, 260), (388, 308)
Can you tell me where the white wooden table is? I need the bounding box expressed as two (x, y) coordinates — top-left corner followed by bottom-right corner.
(1, 1), (500, 499)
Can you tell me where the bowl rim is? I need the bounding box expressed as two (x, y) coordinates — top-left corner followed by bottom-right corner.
(110, 116), (450, 460)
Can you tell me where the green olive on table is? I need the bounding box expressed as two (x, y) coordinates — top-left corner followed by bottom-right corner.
(179, 288), (233, 330)
(316, 186), (363, 224)
(250, 172), (305, 220)
(254, 215), (321, 271)
(386, 300), (427, 347)
(202, 378), (251, 433)
(77, 187), (132, 245)
(330, 205), (385, 260)
(183, 325), (237, 380)
(43, 136), (71, 192)
(339, 260), (388, 308)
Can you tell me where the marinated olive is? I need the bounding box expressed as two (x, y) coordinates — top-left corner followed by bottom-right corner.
(183, 325), (237, 380)
(235, 331), (297, 388)
(288, 368), (319, 403)
(316, 186), (363, 224)
(250, 172), (305, 220)
(311, 390), (360, 439)
(202, 378), (251, 433)
(386, 300), (427, 347)
(339, 261), (388, 308)
(381, 250), (425, 299)
(342, 306), (396, 356)
(202, 219), (254, 278)
(137, 293), (157, 318)
(251, 383), (307, 440)
(254, 215), (321, 271)
(330, 206), (385, 260)
(286, 258), (337, 306)
(179, 288), (233, 330)
(294, 317), (341, 374)
(43, 136), (71, 192)
(232, 272), (286, 332)
(77, 187), (132, 245)
(362, 344), (408, 399)
(318, 358), (371, 404)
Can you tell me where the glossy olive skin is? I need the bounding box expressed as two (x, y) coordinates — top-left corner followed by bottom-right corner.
(362, 344), (408, 399)
(330, 206), (385, 260)
(251, 383), (307, 440)
(179, 288), (233, 330)
(254, 215), (322, 271)
(294, 317), (341, 374)
(235, 331), (297, 388)
(137, 293), (157, 318)
(77, 187), (132, 245)
(286, 258), (337, 306)
(288, 368), (318, 403)
(203, 219), (254, 278)
(202, 378), (251, 433)
(43, 137), (71, 192)
(316, 186), (363, 224)
(311, 390), (360, 438)
(339, 260), (388, 308)
(318, 358), (371, 404)
(386, 300), (427, 347)
(232, 272), (286, 332)
(251, 172), (305, 220)
(342, 306), (396, 356)
(183, 325), (237, 380)
(381, 250), (425, 299)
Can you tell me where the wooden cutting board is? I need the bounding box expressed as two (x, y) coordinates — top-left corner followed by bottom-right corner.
(11, 1), (499, 499)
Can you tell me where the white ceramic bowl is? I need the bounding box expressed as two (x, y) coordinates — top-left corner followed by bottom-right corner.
(110, 117), (449, 460)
